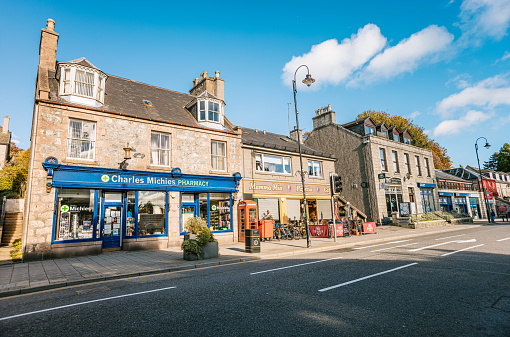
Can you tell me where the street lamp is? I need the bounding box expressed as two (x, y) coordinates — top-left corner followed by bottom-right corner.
(475, 137), (491, 222)
(292, 65), (315, 248)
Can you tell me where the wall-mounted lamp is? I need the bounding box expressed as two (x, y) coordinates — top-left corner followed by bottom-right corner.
(119, 142), (135, 170)
(352, 183), (358, 189)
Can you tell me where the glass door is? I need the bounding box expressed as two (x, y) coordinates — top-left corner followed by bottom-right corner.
(181, 205), (196, 232)
(102, 193), (124, 250)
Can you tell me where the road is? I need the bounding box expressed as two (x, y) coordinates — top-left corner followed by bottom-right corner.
(1, 224), (509, 336)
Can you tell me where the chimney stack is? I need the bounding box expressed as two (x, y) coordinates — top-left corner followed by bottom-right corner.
(189, 70), (225, 101)
(39, 18), (59, 70)
(2, 116), (9, 133)
(290, 127), (303, 144)
(312, 104), (336, 130)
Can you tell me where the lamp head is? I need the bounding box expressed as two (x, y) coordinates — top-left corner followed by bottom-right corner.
(123, 143), (132, 160)
(484, 142), (491, 149)
(302, 74), (315, 87)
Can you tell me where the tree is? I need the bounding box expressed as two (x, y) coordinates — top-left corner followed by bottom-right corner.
(357, 110), (453, 169)
(0, 147), (30, 198)
(484, 143), (510, 172)
(8, 141), (23, 161)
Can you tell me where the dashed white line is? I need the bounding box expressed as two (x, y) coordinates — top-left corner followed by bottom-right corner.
(353, 240), (412, 250)
(370, 242), (419, 252)
(441, 244), (484, 256)
(0, 286), (177, 321)
(435, 234), (466, 240)
(250, 257), (343, 275)
(318, 263), (418, 292)
(496, 237), (510, 242)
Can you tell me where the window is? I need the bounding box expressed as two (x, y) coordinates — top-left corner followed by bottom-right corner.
(392, 151), (399, 173)
(211, 141), (226, 171)
(209, 193), (231, 231)
(381, 130), (387, 137)
(424, 157), (431, 177)
(255, 153), (291, 174)
(62, 68), (71, 94)
(380, 148), (388, 172)
(404, 137), (411, 144)
(59, 65), (106, 104)
(404, 153), (411, 174)
(198, 100), (221, 122)
(365, 126), (375, 135)
(67, 119), (96, 160)
(74, 69), (95, 97)
(308, 161), (322, 177)
(393, 133), (399, 142)
(415, 156), (422, 176)
(55, 188), (95, 241)
(150, 132), (171, 166)
(137, 191), (166, 236)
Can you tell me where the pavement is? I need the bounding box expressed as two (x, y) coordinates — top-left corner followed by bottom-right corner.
(0, 220), (496, 298)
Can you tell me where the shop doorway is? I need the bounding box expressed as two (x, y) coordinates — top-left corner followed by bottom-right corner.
(181, 205), (196, 230)
(102, 192), (123, 250)
(385, 193), (402, 216)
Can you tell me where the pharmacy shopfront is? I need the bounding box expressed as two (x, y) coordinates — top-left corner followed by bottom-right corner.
(43, 159), (241, 255)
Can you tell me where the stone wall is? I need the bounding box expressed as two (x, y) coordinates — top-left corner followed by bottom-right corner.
(24, 101), (242, 259)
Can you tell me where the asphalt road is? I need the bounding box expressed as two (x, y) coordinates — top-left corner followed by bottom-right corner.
(1, 224), (509, 336)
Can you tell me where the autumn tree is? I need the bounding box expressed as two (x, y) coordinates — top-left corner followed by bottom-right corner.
(357, 110), (452, 169)
(0, 147), (30, 198)
(484, 143), (510, 172)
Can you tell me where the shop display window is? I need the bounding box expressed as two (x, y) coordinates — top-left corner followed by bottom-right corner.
(126, 191), (136, 237)
(199, 193), (208, 220)
(209, 193), (231, 231)
(137, 191), (166, 235)
(56, 188), (95, 241)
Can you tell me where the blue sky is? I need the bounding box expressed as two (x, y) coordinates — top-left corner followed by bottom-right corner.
(1, 0), (509, 168)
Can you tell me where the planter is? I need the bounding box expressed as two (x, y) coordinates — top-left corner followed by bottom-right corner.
(183, 241), (219, 261)
(448, 217), (473, 224)
(410, 219), (449, 229)
(184, 233), (197, 241)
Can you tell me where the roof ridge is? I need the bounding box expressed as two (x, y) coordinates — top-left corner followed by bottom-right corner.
(106, 74), (193, 98)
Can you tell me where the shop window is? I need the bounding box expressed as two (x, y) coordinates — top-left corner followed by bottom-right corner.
(308, 160), (322, 177)
(137, 191), (166, 235)
(209, 193), (231, 231)
(392, 151), (399, 173)
(211, 140), (226, 171)
(380, 148), (388, 172)
(150, 132), (171, 167)
(199, 193), (208, 220)
(255, 153), (291, 174)
(126, 192), (136, 237)
(55, 188), (95, 241)
(67, 119), (96, 160)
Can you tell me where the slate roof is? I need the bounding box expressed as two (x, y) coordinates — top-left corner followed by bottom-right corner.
(46, 60), (234, 132)
(443, 167), (480, 180)
(241, 127), (335, 159)
(435, 169), (470, 183)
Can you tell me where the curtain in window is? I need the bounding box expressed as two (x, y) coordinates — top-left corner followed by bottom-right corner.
(74, 70), (95, 97)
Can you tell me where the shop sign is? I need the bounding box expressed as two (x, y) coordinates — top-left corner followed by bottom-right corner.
(385, 177), (402, 185)
(417, 183), (437, 188)
(243, 179), (330, 196)
(439, 192), (454, 196)
(385, 185), (402, 194)
(498, 205), (507, 212)
(469, 193), (479, 198)
(455, 193), (469, 197)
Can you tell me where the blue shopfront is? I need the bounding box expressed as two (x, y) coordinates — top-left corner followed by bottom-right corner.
(417, 183), (437, 213)
(439, 192), (454, 212)
(43, 159), (241, 252)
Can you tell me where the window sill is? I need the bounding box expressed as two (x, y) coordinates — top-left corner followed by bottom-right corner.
(147, 165), (173, 171)
(255, 171), (292, 176)
(62, 158), (99, 166)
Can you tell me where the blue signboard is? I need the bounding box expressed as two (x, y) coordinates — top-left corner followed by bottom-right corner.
(417, 183), (437, 188)
(44, 163), (241, 192)
(455, 193), (469, 197)
(439, 192), (454, 196)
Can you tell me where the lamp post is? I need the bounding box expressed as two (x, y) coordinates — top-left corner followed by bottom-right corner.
(292, 65), (315, 248)
(475, 137), (491, 222)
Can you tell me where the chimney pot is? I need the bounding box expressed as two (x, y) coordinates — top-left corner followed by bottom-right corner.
(328, 104), (331, 111)
(46, 18), (55, 31)
(201, 71), (208, 80)
(215, 71), (220, 79)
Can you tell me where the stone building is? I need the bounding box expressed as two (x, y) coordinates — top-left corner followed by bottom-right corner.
(0, 116), (11, 169)
(240, 127), (336, 233)
(305, 105), (438, 224)
(23, 19), (242, 260)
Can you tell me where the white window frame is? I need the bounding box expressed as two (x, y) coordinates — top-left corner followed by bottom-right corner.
(308, 160), (322, 178)
(198, 100), (221, 123)
(150, 131), (171, 167)
(66, 119), (96, 160)
(59, 65), (106, 104)
(255, 153), (291, 175)
(211, 140), (227, 171)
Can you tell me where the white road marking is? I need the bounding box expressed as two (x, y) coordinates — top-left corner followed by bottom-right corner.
(410, 239), (476, 252)
(318, 263), (418, 292)
(353, 240), (412, 250)
(0, 286), (177, 321)
(441, 244), (484, 256)
(496, 237), (510, 242)
(370, 242), (419, 252)
(435, 234), (466, 240)
(250, 257), (343, 275)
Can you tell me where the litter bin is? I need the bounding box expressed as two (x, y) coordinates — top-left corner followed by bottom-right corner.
(245, 228), (260, 253)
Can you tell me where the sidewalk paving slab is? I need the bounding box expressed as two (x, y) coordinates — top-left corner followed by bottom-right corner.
(0, 220), (502, 298)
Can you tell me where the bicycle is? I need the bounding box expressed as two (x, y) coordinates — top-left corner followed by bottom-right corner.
(274, 223), (294, 240)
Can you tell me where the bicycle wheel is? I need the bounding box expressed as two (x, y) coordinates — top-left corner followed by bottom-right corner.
(294, 229), (302, 240)
(274, 228), (282, 240)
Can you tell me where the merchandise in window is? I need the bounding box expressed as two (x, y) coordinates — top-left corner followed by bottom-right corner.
(67, 119), (96, 160)
(55, 188), (95, 241)
(150, 132), (171, 166)
(308, 160), (322, 177)
(209, 193), (231, 231)
(199, 193), (208, 220)
(137, 191), (166, 235)
(211, 141), (226, 171)
(126, 191), (136, 237)
(255, 153), (291, 174)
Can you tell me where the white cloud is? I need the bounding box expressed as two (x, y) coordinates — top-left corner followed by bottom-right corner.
(501, 51), (510, 61)
(433, 110), (492, 136)
(458, 0), (510, 43)
(281, 24), (386, 88)
(437, 74), (510, 116)
(446, 73), (472, 89)
(351, 25), (454, 85)
(408, 111), (422, 119)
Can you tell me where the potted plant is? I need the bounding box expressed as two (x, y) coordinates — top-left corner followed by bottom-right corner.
(182, 217), (218, 260)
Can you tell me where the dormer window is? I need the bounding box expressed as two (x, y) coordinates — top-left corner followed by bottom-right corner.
(58, 61), (107, 107)
(403, 137), (411, 144)
(365, 126), (375, 135)
(393, 133), (399, 142)
(198, 100), (221, 122)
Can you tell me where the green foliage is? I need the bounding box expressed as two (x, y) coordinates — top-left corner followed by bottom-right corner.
(181, 239), (201, 256)
(197, 226), (216, 246)
(0, 148), (30, 198)
(357, 111), (452, 169)
(410, 212), (442, 222)
(484, 143), (510, 172)
(10, 239), (22, 260)
(184, 217), (207, 234)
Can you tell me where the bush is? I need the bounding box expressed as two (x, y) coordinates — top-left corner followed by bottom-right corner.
(181, 239), (201, 255)
(410, 212), (442, 222)
(182, 217), (216, 258)
(10, 239), (22, 260)
(184, 217), (207, 234)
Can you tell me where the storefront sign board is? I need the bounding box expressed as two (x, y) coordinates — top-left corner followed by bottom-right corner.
(243, 179), (330, 196)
